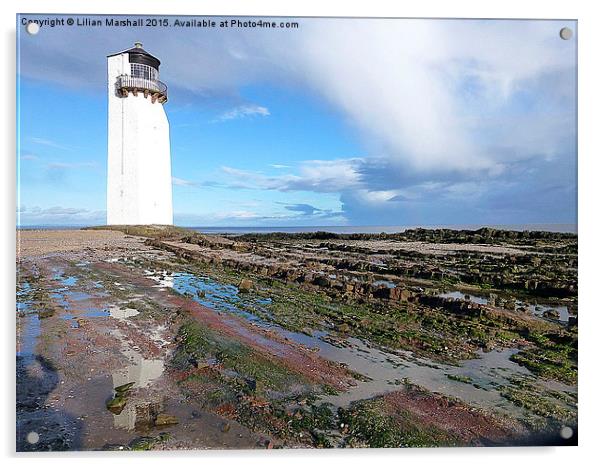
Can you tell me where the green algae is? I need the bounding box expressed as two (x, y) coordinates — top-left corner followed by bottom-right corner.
(511, 331), (577, 385)
(174, 320), (310, 394)
(338, 398), (460, 448)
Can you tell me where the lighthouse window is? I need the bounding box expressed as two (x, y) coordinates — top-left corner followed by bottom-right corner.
(130, 63), (158, 81)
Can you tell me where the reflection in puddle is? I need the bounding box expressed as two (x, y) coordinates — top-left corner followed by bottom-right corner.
(145, 270), (273, 325)
(109, 328), (165, 430)
(111, 328), (165, 390)
(47, 267), (113, 322)
(311, 337), (528, 413)
(437, 290), (574, 323)
(372, 280), (396, 289)
(16, 281), (41, 367)
(112, 357), (164, 390)
(52, 268), (79, 287)
(17, 281), (33, 312)
(439, 291), (489, 305)
(17, 313), (41, 362)
(108, 305), (140, 321)
(112, 403), (137, 430)
(518, 300), (571, 322)
(113, 400), (163, 431)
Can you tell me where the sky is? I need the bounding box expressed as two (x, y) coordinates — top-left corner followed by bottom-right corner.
(16, 15), (577, 227)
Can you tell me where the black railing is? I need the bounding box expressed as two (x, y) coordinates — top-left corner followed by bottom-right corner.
(116, 74), (168, 100)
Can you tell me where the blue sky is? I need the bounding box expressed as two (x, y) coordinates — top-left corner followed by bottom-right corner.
(17, 16), (577, 227)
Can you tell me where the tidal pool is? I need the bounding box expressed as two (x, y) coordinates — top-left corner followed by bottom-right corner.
(144, 269), (575, 420)
(438, 290), (574, 323)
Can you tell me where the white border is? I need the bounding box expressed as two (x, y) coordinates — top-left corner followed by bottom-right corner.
(2, 1), (600, 465)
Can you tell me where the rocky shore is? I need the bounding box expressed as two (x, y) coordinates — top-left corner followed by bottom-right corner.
(16, 226), (577, 450)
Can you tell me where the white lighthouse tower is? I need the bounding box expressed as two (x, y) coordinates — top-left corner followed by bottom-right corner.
(106, 42), (173, 225)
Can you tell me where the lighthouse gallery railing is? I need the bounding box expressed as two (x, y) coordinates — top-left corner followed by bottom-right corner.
(116, 74), (168, 100)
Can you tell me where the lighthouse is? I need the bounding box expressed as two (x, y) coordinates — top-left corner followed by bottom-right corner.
(106, 42), (173, 225)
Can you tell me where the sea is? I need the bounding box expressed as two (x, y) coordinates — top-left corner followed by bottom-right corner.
(17, 224), (577, 234)
(191, 224), (577, 235)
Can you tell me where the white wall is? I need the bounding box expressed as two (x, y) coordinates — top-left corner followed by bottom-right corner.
(107, 53), (173, 225)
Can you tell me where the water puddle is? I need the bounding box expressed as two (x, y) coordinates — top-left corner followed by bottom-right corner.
(112, 401), (161, 431)
(17, 281), (33, 312)
(16, 280), (42, 367)
(47, 266), (112, 324)
(110, 326), (165, 389)
(112, 356), (164, 390)
(372, 279), (396, 289)
(109, 328), (166, 430)
(145, 270), (273, 325)
(299, 336), (532, 415)
(16, 305), (41, 363)
(142, 269), (576, 419)
(518, 301), (571, 322)
(52, 268), (79, 287)
(437, 290), (574, 323)
(108, 305), (140, 321)
(439, 291), (489, 305)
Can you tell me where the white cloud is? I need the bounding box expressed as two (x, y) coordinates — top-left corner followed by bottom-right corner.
(175, 204), (346, 227)
(47, 161), (97, 169)
(353, 189), (399, 204)
(280, 19), (575, 174)
(221, 158), (363, 193)
(30, 137), (74, 151)
(172, 176), (197, 187)
(214, 104), (270, 122)
(17, 205), (105, 225)
(214, 210), (260, 220)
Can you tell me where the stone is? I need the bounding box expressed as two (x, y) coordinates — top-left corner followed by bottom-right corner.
(129, 436), (157, 451)
(106, 396), (127, 415)
(129, 433), (172, 451)
(244, 377), (257, 392)
(543, 309), (560, 320)
(196, 360), (210, 370)
(135, 402), (163, 429)
(336, 323), (350, 333)
(390, 287), (412, 302)
(154, 413), (179, 426)
(503, 300), (516, 311)
(312, 275), (330, 287)
(115, 382), (135, 393)
(238, 278), (253, 293)
(76, 318), (88, 327)
(37, 308), (55, 319)
(372, 287), (391, 299)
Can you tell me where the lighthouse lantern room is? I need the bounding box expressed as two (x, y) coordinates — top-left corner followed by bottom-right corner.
(106, 42), (173, 225)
